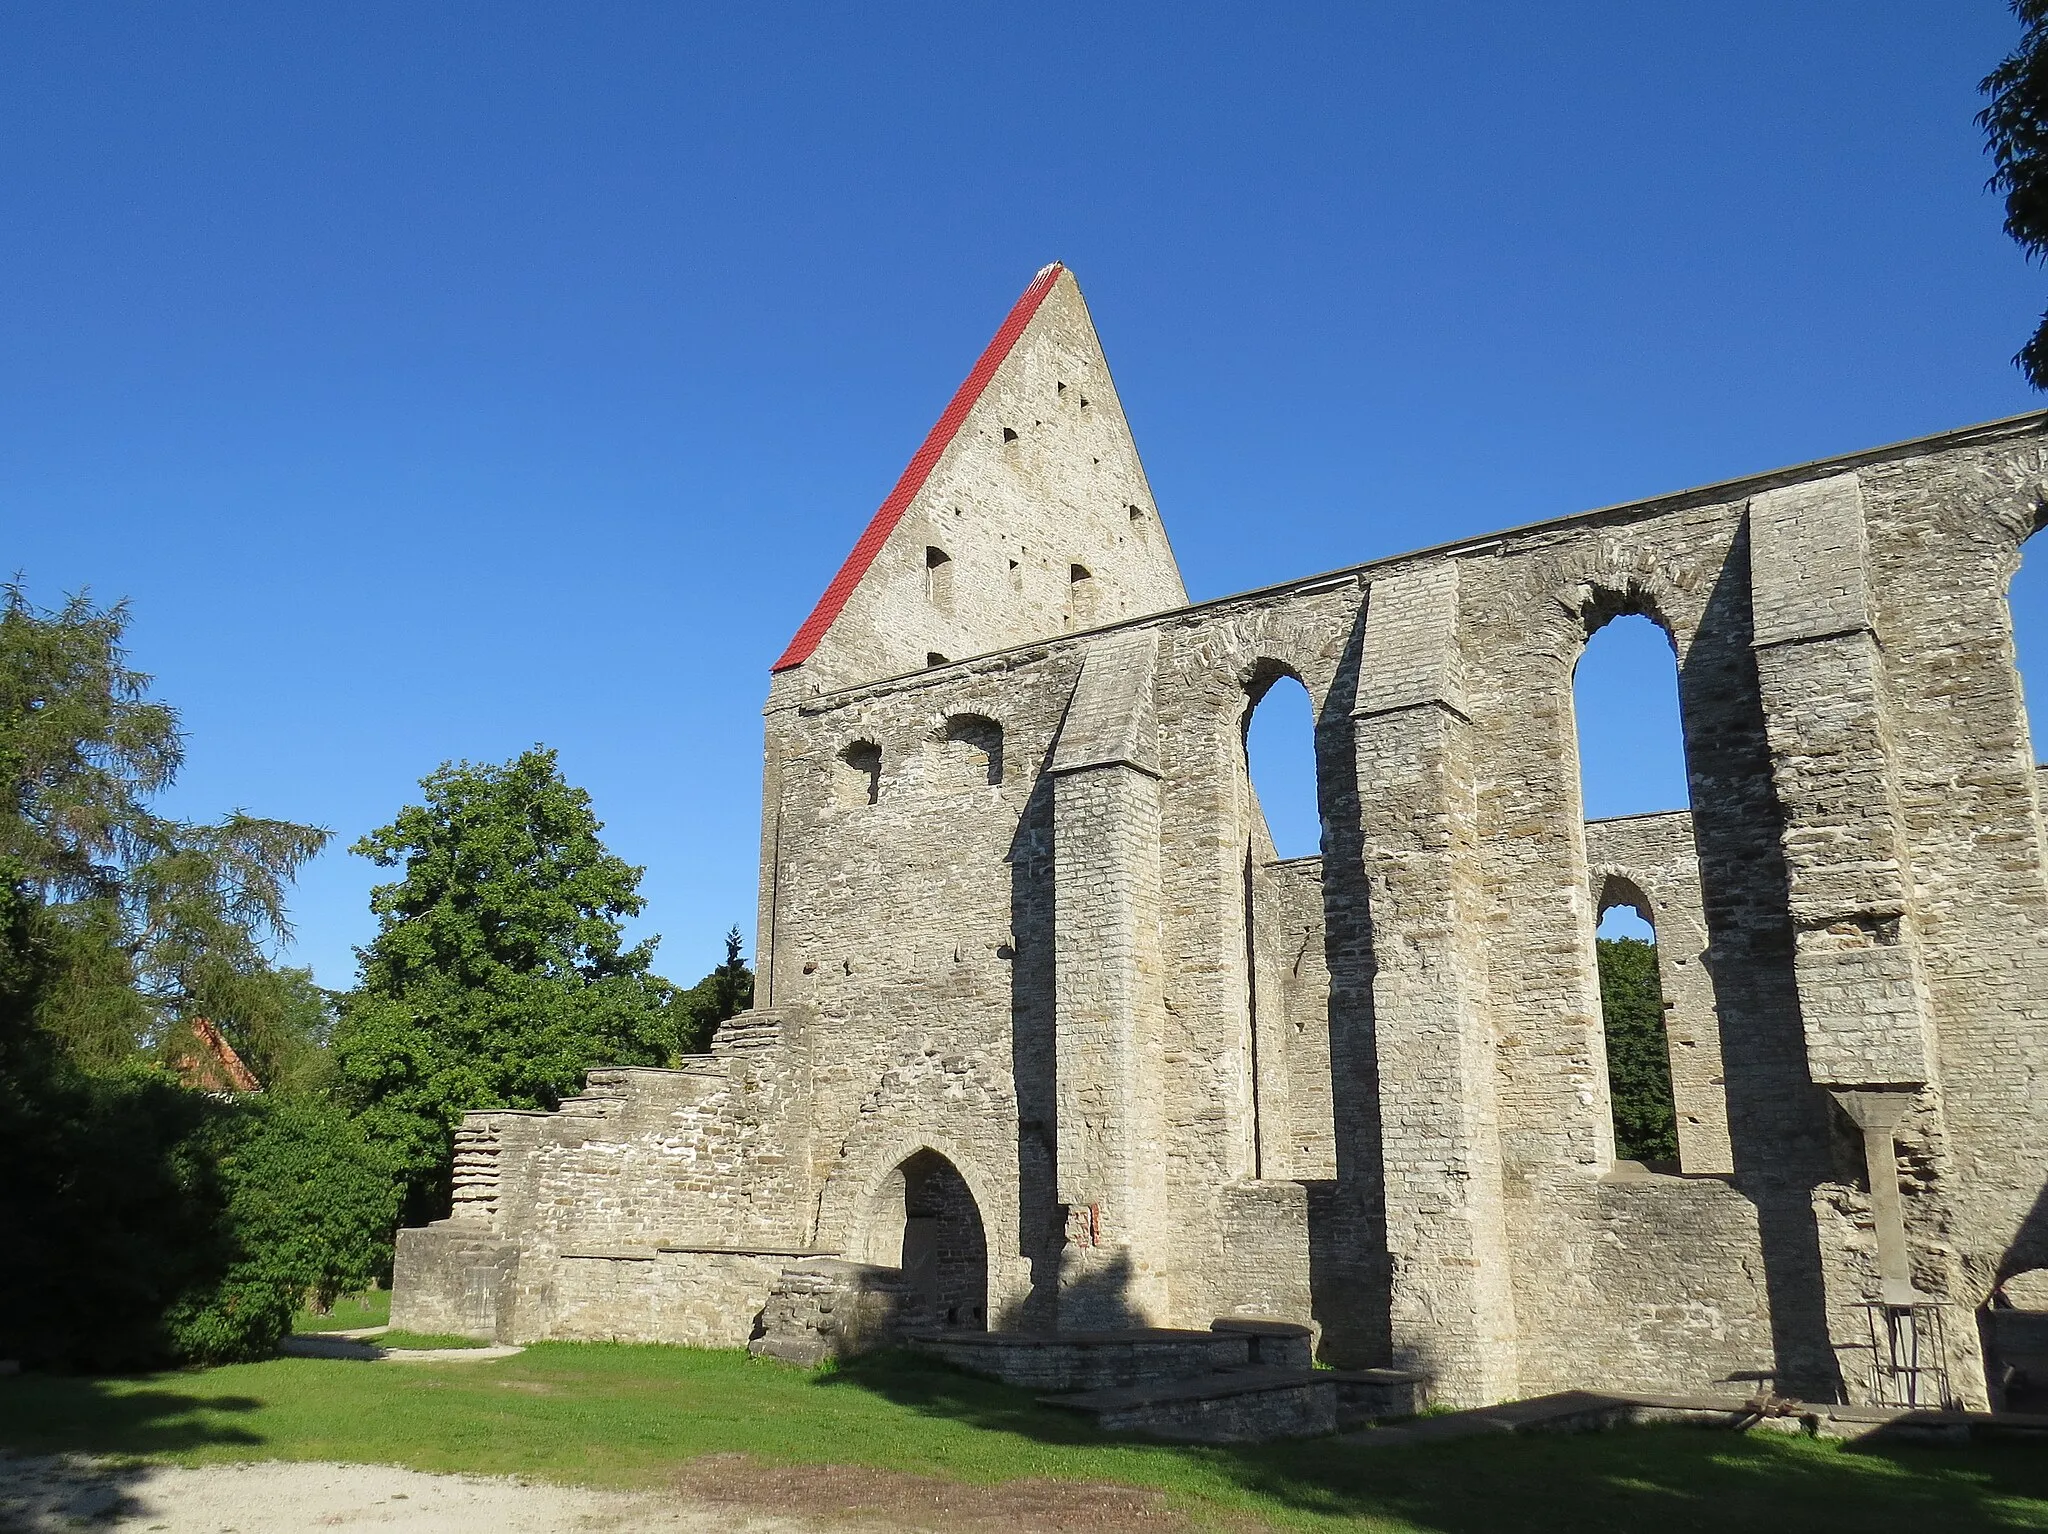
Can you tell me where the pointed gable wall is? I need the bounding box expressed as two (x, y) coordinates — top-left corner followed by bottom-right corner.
(772, 265), (1188, 695)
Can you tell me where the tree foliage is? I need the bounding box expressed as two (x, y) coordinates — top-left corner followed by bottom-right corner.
(0, 585), (393, 1370)
(0, 1074), (397, 1369)
(1983, 1), (2048, 387)
(652, 924), (755, 1062)
(1597, 936), (1679, 1165)
(0, 583), (330, 1069)
(333, 748), (686, 1221)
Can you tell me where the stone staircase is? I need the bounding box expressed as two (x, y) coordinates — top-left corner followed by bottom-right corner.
(554, 1070), (635, 1118)
(908, 1320), (1428, 1443)
(711, 1009), (785, 1054)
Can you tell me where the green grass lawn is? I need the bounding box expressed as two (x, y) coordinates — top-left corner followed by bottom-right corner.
(289, 1288), (390, 1334)
(2, 1344), (2045, 1532)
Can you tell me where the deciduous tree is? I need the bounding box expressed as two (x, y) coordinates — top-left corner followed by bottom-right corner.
(1983, 1), (2048, 385)
(333, 748), (682, 1221)
(0, 585), (391, 1369)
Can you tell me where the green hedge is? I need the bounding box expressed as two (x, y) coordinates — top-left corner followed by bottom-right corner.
(0, 1071), (398, 1371)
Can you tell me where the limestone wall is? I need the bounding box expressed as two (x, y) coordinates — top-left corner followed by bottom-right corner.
(396, 404), (2048, 1413)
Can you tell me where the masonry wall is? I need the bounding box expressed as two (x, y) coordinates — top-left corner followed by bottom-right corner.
(396, 413), (2048, 1412)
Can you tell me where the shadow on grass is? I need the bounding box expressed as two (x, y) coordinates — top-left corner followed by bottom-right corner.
(0, 1377), (264, 1459)
(822, 1352), (2048, 1533)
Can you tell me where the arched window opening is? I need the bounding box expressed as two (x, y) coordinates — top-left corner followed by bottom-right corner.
(925, 546), (953, 611)
(1068, 564), (1098, 629)
(937, 714), (1003, 788)
(1128, 504), (1147, 536)
(1595, 875), (1677, 1168)
(1240, 668), (1323, 1185)
(1007, 558), (1022, 595)
(926, 651), (949, 667)
(896, 1150), (988, 1330)
(1001, 426), (1019, 444)
(1576, 611), (1688, 1171)
(835, 741), (881, 807)
(1244, 672), (1319, 861)
(1575, 612), (1687, 819)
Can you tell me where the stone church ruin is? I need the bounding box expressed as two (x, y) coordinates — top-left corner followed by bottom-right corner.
(395, 262), (2048, 1426)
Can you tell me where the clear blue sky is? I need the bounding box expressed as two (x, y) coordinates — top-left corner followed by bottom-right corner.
(4, 3), (2043, 985)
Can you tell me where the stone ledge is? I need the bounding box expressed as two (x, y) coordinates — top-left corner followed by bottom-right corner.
(1041, 1366), (1339, 1443)
(1342, 1390), (2048, 1448)
(1042, 1364), (1327, 1412)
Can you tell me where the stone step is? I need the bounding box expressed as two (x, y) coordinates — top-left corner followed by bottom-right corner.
(712, 1010), (783, 1053)
(1339, 1389), (2048, 1448)
(907, 1326), (1257, 1392)
(1041, 1364), (1427, 1443)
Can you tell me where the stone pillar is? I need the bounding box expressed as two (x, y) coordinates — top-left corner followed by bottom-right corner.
(1748, 474), (1934, 1089)
(1352, 564), (1519, 1405)
(1831, 1091), (1921, 1305)
(1748, 474), (1982, 1404)
(1048, 632), (1171, 1326)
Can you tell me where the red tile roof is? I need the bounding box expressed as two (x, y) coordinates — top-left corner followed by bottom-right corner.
(169, 1016), (261, 1094)
(771, 263), (1066, 673)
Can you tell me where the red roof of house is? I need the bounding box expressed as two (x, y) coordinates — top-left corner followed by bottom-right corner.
(771, 262), (1066, 673)
(170, 1016), (261, 1094)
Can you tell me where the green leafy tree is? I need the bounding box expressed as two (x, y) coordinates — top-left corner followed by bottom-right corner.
(334, 748), (681, 1222)
(1984, 1), (2048, 386)
(197, 1096), (399, 1328)
(1597, 936), (1679, 1165)
(0, 585), (389, 1369)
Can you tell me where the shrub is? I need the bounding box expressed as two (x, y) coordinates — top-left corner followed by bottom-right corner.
(0, 1070), (398, 1371)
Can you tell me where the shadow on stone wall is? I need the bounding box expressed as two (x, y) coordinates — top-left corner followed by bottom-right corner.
(1046, 1250), (1163, 1333)
(1986, 1179), (2048, 1409)
(1006, 765), (1063, 1332)
(1684, 528), (1843, 1402)
(1309, 617), (1394, 1367)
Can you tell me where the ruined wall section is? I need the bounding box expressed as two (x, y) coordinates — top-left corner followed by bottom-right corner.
(1452, 499), (1791, 1398)
(763, 650), (1086, 1327)
(1584, 810), (1734, 1175)
(1149, 592), (1359, 1332)
(391, 1040), (816, 1345)
(402, 405), (2048, 1408)
(1853, 435), (2048, 1384)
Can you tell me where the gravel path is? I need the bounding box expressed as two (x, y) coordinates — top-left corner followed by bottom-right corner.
(0, 1456), (833, 1532)
(0, 1453), (1197, 1533)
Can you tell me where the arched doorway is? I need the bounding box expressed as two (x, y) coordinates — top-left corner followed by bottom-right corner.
(885, 1149), (989, 1331)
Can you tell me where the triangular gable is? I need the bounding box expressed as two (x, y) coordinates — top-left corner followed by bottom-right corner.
(770, 265), (1186, 690)
(774, 264), (1067, 673)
